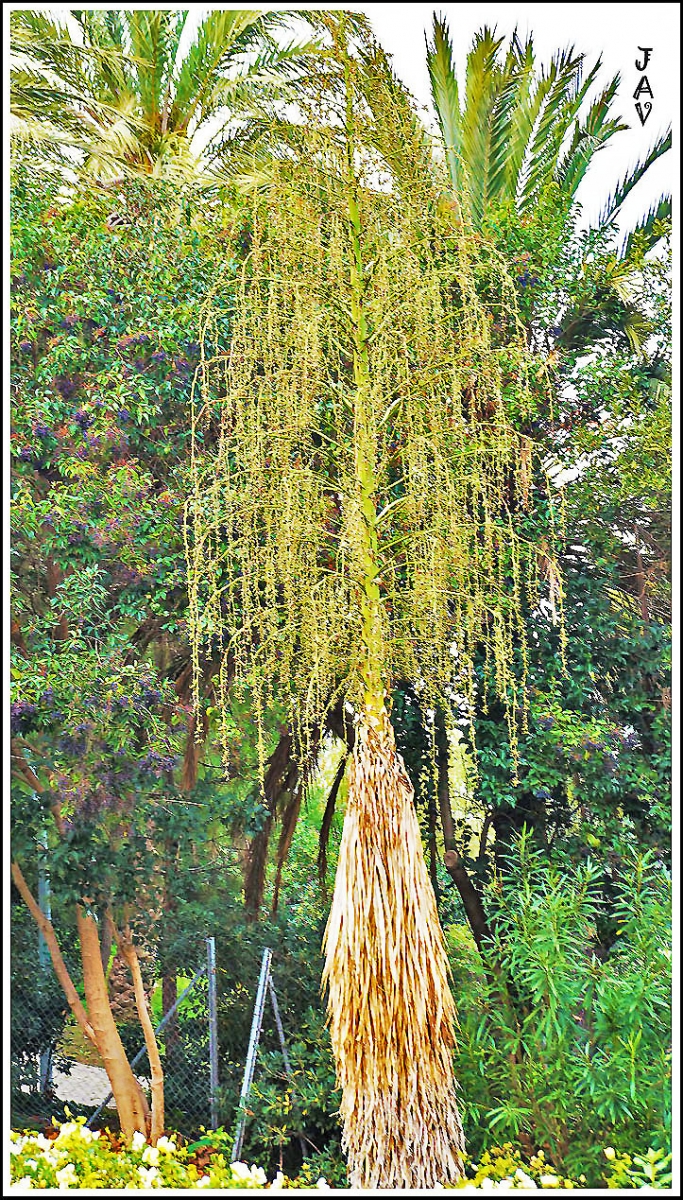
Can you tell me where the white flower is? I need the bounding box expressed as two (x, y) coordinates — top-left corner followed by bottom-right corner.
(55, 1122), (79, 1142)
(250, 1166), (268, 1186)
(230, 1162), (252, 1182)
(10, 1178), (34, 1189)
(269, 1170), (286, 1189)
(603, 1147), (615, 1161)
(155, 1136), (176, 1154)
(316, 1179), (330, 1190)
(9, 1140), (25, 1156)
(197, 1177), (211, 1188)
(142, 1145), (160, 1166)
(539, 1175), (560, 1188)
(132, 1130), (147, 1153)
(514, 1168), (538, 1188)
(55, 1163), (79, 1188)
(137, 1164), (161, 1187)
(493, 1180), (513, 1191)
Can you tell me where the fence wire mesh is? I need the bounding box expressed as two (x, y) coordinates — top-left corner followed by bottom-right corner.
(10, 924), (218, 1139)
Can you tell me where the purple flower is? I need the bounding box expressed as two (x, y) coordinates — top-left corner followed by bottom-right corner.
(550, 325), (563, 338)
(55, 376), (78, 400)
(185, 342), (200, 357)
(18, 446), (33, 462)
(73, 409), (94, 430)
(133, 357), (146, 372)
(11, 701), (37, 734)
(117, 408), (131, 425)
(151, 351), (167, 364)
(34, 423), (52, 439)
(19, 340), (33, 353)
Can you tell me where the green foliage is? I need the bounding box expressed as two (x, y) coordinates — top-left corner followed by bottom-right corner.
(10, 9), (321, 183)
(451, 833), (671, 1184)
(10, 165), (240, 909)
(10, 1120), (671, 1189)
(9, 1120), (274, 1189)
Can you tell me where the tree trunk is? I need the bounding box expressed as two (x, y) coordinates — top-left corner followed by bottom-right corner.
(116, 920), (165, 1143)
(77, 908), (150, 1142)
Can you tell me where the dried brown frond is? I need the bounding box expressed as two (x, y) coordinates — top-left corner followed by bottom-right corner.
(323, 713), (465, 1188)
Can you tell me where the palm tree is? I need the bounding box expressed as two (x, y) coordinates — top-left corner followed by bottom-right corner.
(187, 14), (560, 1187)
(10, 9), (320, 182)
(425, 17), (671, 352)
(426, 17), (671, 231)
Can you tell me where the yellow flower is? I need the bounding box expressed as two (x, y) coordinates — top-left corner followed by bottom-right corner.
(603, 1148), (616, 1161)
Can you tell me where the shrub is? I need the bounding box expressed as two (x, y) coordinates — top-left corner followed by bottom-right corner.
(451, 835), (672, 1184)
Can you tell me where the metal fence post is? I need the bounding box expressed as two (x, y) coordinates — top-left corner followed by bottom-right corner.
(85, 961), (208, 1129)
(232, 947), (272, 1163)
(206, 936), (219, 1132)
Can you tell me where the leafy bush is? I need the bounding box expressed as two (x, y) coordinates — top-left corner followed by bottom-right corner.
(452, 834), (671, 1184)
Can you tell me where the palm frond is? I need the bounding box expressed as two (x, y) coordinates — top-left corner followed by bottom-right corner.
(487, 34), (532, 202)
(426, 15), (461, 193)
(518, 48), (594, 211)
(556, 75), (626, 200)
(460, 27), (506, 224)
(598, 127), (672, 226)
(621, 195), (672, 261)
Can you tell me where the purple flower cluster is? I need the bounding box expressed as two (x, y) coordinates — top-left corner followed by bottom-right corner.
(139, 750), (177, 777)
(73, 408), (94, 430)
(54, 376), (79, 400)
(67, 519), (87, 544)
(19, 340), (32, 353)
(11, 700), (37, 734)
(33, 422), (52, 439)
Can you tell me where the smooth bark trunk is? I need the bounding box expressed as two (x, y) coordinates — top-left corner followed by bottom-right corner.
(77, 908), (150, 1142)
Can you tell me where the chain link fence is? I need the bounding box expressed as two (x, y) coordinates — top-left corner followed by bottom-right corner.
(10, 931), (219, 1139)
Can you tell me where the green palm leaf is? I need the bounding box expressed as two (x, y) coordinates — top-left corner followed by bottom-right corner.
(598, 128), (672, 225)
(621, 196), (672, 261)
(426, 15), (462, 193)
